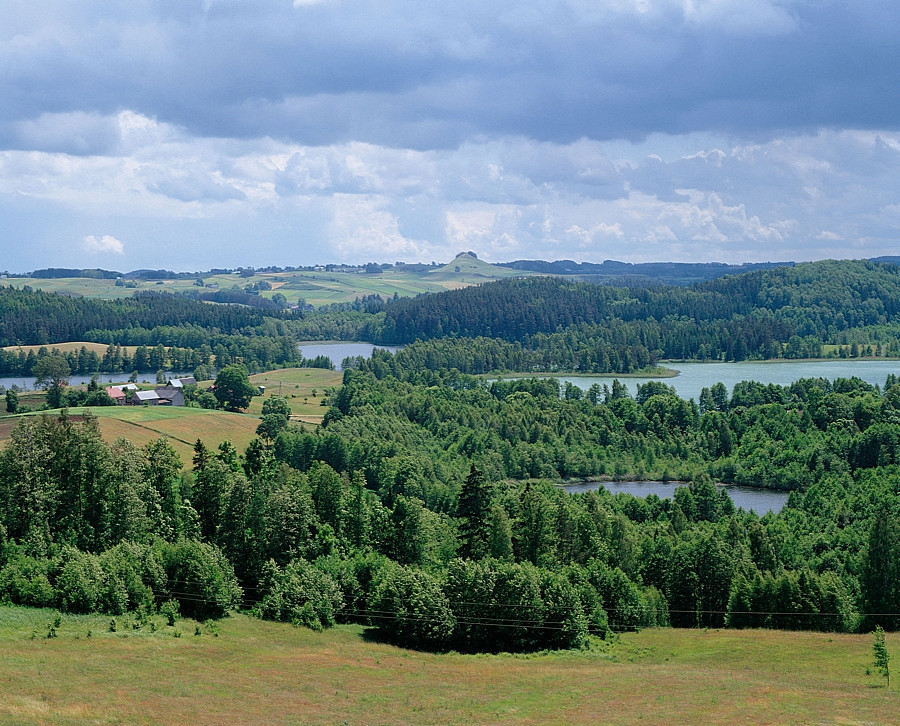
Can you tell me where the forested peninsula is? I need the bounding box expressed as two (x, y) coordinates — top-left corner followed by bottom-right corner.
(1, 258), (900, 654)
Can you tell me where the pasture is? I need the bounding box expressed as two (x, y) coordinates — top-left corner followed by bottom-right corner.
(0, 406), (261, 464)
(0, 606), (896, 726)
(248, 367), (342, 423)
(5, 256), (528, 307)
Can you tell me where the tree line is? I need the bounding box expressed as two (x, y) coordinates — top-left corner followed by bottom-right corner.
(0, 287), (303, 374)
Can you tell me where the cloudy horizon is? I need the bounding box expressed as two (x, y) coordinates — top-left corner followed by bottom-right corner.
(2, 0), (899, 273)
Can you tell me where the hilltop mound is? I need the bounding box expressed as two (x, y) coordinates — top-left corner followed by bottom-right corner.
(429, 253), (521, 281)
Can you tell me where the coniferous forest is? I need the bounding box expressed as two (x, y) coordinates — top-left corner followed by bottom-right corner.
(1, 259), (900, 653)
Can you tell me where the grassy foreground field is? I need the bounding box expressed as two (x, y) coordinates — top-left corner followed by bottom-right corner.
(0, 606), (896, 726)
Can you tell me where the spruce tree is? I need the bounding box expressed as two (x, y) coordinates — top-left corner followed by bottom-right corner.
(457, 465), (493, 560)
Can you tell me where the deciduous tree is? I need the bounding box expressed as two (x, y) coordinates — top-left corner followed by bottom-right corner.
(213, 364), (256, 412)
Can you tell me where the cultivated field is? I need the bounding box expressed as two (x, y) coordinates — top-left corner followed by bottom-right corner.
(0, 606), (896, 726)
(0, 367), (339, 462)
(0, 407), (262, 463)
(4, 256), (528, 307)
(248, 367), (342, 423)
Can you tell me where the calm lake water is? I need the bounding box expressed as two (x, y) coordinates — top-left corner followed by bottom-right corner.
(555, 359), (900, 401)
(297, 341), (402, 370)
(564, 480), (789, 515)
(0, 371), (191, 391)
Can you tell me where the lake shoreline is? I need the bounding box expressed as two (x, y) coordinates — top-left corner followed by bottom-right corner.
(556, 478), (791, 514)
(482, 366), (678, 380)
(515, 474), (790, 494)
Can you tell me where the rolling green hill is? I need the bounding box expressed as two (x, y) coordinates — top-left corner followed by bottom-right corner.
(4, 255), (531, 308)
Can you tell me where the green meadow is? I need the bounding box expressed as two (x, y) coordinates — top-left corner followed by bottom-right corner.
(5, 256), (529, 307)
(247, 367), (342, 422)
(0, 606), (896, 726)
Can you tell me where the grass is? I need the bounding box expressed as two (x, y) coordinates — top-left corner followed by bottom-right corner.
(0, 606), (897, 725)
(248, 368), (342, 423)
(0, 406), (262, 463)
(4, 261), (531, 308)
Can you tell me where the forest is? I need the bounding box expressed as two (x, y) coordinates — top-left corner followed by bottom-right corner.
(294, 260), (900, 373)
(1, 366), (899, 651)
(1, 258), (900, 654)
(6, 259), (900, 379)
(0, 287), (302, 375)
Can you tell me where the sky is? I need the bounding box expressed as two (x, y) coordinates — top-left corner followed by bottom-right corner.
(1, 0), (900, 273)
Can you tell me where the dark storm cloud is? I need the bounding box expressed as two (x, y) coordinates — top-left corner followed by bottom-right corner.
(2, 0), (898, 153)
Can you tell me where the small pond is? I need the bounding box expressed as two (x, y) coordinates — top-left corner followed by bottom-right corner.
(297, 341), (402, 371)
(563, 480), (789, 515)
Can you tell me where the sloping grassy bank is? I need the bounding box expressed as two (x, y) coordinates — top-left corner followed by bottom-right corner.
(0, 606), (895, 726)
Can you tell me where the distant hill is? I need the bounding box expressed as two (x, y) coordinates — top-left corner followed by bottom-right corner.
(30, 268), (123, 280)
(430, 253), (522, 281)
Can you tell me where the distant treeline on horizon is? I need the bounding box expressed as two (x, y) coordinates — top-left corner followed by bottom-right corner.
(10, 256), (900, 284)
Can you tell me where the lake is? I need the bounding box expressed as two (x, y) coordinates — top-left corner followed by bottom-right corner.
(0, 371), (191, 391)
(297, 341), (402, 370)
(563, 480), (789, 515)
(554, 359), (900, 400)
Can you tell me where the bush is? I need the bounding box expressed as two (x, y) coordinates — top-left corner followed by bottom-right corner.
(160, 599), (180, 626)
(368, 563), (455, 650)
(253, 558), (343, 631)
(153, 538), (242, 619)
(0, 552), (55, 608)
(444, 558), (591, 653)
(97, 542), (162, 615)
(52, 546), (104, 614)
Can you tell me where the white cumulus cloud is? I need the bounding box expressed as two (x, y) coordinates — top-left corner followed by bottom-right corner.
(82, 235), (125, 255)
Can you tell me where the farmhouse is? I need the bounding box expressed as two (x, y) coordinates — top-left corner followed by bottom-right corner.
(105, 386), (126, 405)
(166, 376), (197, 388)
(131, 390), (160, 405)
(155, 384), (184, 406)
(127, 377), (194, 406)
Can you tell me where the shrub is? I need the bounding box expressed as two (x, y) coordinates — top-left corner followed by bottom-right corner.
(0, 552), (55, 608)
(52, 546), (105, 614)
(368, 563), (455, 650)
(153, 538), (242, 619)
(253, 558), (343, 631)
